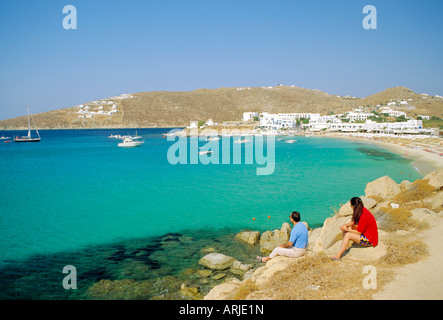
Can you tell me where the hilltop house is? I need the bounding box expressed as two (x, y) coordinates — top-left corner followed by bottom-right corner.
(242, 112), (258, 122)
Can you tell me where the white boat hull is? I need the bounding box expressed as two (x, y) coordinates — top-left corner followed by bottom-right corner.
(118, 141), (143, 147)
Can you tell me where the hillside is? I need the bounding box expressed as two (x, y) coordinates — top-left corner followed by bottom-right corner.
(0, 86), (442, 130)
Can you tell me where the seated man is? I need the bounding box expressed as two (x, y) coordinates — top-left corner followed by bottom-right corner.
(257, 211), (308, 262)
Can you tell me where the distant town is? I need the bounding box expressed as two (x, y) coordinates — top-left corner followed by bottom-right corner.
(191, 101), (440, 136)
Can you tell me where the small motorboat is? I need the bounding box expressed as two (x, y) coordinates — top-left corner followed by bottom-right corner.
(118, 137), (144, 147)
(198, 150), (213, 155)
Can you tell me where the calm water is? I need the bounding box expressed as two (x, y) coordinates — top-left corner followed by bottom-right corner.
(0, 129), (422, 299)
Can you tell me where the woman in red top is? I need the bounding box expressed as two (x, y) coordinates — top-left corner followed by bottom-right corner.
(331, 197), (379, 260)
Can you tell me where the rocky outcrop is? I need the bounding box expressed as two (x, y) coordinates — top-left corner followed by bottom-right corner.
(203, 279), (242, 300)
(311, 216), (349, 254)
(424, 169), (443, 191)
(259, 222), (291, 253)
(365, 176), (402, 199)
(204, 173), (443, 300)
(230, 260), (253, 275)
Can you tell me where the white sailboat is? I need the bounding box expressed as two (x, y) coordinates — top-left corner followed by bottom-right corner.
(14, 108), (41, 143)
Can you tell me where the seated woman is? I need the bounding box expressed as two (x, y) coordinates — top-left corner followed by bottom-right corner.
(331, 197), (378, 261)
(257, 211), (308, 263)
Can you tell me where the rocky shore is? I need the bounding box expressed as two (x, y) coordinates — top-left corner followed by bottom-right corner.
(85, 169), (443, 300)
(202, 169), (443, 300)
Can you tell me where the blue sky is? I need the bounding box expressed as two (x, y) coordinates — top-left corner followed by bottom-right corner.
(0, 0), (442, 120)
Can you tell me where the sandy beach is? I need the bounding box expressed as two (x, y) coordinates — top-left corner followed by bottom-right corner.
(324, 133), (443, 174)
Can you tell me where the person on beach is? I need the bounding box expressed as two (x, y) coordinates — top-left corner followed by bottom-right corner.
(331, 197), (378, 261)
(257, 211), (308, 263)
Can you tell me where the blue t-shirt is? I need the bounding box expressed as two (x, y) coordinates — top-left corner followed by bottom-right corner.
(289, 222), (308, 249)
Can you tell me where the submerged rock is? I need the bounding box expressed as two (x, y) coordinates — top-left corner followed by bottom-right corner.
(86, 279), (152, 300)
(235, 231), (260, 245)
(230, 260), (253, 275)
(199, 253), (236, 270)
(179, 283), (203, 300)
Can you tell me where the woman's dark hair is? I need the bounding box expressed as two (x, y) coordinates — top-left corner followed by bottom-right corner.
(350, 197), (364, 224)
(291, 211), (301, 222)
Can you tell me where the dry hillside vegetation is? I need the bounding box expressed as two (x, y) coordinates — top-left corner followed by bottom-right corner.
(1, 86), (442, 129)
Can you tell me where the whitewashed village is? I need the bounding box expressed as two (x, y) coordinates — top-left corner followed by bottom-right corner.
(185, 104), (437, 137)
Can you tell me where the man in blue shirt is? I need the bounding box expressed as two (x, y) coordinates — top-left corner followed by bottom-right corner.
(257, 211), (308, 263)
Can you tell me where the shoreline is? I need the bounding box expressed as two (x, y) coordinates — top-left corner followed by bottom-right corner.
(323, 132), (443, 175)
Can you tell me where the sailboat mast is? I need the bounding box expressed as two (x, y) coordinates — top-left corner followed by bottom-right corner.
(27, 107), (31, 138)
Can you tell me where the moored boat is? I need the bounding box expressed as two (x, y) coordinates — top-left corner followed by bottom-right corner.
(14, 108), (41, 143)
(118, 137), (144, 147)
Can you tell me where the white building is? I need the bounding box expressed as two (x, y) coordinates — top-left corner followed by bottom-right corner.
(260, 113), (298, 130)
(379, 107), (406, 118)
(243, 112), (259, 122)
(346, 112), (373, 122)
(259, 112), (321, 130)
(307, 119), (424, 134)
(188, 121), (198, 129)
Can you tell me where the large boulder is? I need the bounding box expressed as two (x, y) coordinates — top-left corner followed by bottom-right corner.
(250, 256), (297, 286)
(259, 222), (291, 254)
(312, 216), (349, 253)
(235, 231), (260, 245)
(424, 169), (443, 190)
(399, 180), (413, 192)
(204, 279), (241, 300)
(307, 228), (322, 251)
(365, 176), (401, 199)
(199, 253), (236, 270)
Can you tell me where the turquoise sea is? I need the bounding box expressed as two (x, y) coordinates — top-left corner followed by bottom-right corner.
(0, 129), (423, 299)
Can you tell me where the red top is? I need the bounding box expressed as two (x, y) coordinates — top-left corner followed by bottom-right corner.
(357, 207), (379, 247)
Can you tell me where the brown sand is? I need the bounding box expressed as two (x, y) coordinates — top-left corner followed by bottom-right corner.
(373, 217), (443, 300)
